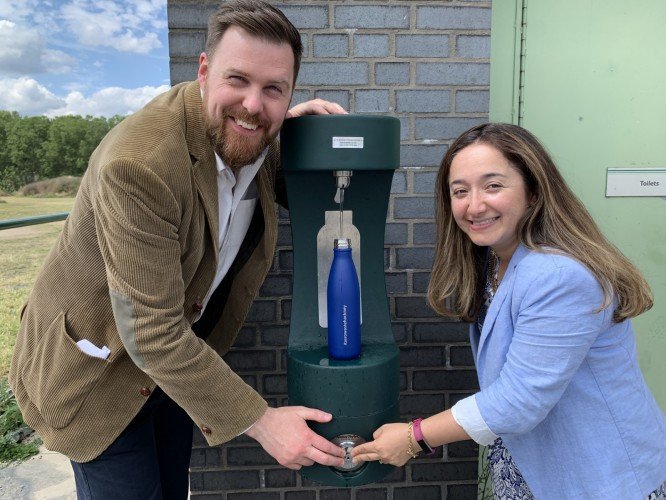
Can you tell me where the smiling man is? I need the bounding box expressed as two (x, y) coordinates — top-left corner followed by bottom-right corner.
(9, 1), (347, 498)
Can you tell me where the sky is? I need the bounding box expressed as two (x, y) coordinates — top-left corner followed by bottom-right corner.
(0, 0), (172, 117)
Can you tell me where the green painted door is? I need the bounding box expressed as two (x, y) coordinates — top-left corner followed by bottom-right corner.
(490, 0), (666, 408)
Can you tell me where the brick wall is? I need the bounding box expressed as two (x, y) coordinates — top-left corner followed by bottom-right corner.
(168, 1), (490, 498)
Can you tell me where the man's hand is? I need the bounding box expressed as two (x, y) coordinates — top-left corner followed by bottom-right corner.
(286, 98), (347, 118)
(245, 406), (346, 470)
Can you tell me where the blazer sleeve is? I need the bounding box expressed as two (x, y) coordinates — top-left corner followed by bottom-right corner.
(475, 255), (610, 436)
(95, 158), (267, 446)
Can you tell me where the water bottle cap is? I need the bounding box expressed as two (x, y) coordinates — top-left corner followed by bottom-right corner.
(334, 238), (351, 249)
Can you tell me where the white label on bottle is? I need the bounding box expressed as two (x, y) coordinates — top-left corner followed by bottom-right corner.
(332, 137), (364, 149)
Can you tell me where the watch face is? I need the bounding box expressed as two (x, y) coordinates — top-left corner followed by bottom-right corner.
(331, 434), (365, 472)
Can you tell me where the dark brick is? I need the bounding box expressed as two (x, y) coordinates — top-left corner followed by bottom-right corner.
(385, 222), (408, 245)
(247, 300), (277, 322)
(202, 469), (260, 490)
(265, 468), (297, 488)
(192, 431), (208, 447)
(393, 485), (443, 500)
(189, 471), (203, 491)
(375, 465), (406, 483)
(412, 272), (431, 293)
(392, 322), (408, 343)
(260, 325), (289, 346)
(412, 461), (478, 482)
(228, 493), (281, 500)
(321, 489), (351, 500)
(233, 326), (256, 347)
(400, 394), (446, 416)
(447, 483), (479, 500)
(413, 369), (479, 391)
(391, 171), (408, 193)
(386, 272), (408, 294)
(263, 374), (287, 394)
(278, 205), (290, 222)
(226, 446), (275, 467)
(395, 247), (434, 270)
(413, 322), (469, 343)
(279, 249), (293, 270)
(285, 491), (316, 500)
(413, 223), (436, 245)
(450, 345), (475, 367)
(356, 488), (390, 500)
(401, 144), (448, 168)
(399, 371), (408, 391)
(224, 350), (276, 372)
(414, 171), (437, 194)
(393, 197), (434, 220)
(277, 223), (293, 246)
(281, 299), (291, 320)
(447, 440), (479, 459)
(394, 297), (438, 318)
(399, 346), (446, 367)
(259, 275), (292, 297)
(189, 448), (205, 468)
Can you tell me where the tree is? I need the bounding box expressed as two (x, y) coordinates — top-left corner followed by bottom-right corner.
(2, 116), (49, 192)
(0, 113), (125, 192)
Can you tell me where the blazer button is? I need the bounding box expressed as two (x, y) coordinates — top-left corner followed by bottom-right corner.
(201, 425), (212, 435)
(140, 387), (151, 397)
(192, 302), (203, 312)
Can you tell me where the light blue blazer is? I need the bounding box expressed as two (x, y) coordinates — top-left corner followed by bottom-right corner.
(472, 244), (666, 499)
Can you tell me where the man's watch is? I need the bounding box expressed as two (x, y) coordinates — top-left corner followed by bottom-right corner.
(412, 418), (436, 455)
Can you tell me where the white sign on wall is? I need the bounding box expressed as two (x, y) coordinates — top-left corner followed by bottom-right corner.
(605, 168), (666, 197)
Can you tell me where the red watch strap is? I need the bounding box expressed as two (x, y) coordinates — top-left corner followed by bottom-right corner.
(412, 418), (436, 455)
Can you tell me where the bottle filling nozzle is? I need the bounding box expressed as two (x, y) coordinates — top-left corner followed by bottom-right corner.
(333, 171), (352, 238)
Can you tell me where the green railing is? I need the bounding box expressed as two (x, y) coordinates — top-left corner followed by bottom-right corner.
(0, 213), (69, 231)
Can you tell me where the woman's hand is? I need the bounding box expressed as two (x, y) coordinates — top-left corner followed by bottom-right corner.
(351, 422), (414, 467)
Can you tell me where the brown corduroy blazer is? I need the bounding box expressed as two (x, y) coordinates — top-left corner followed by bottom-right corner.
(9, 81), (279, 462)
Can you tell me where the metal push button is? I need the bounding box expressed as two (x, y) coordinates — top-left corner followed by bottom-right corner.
(331, 434), (365, 472)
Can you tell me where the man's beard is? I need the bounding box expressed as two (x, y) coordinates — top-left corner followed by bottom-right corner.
(203, 103), (275, 171)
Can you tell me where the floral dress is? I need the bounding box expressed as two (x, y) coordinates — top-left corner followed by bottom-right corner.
(478, 257), (666, 500)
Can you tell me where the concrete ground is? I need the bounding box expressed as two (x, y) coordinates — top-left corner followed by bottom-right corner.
(0, 445), (76, 500)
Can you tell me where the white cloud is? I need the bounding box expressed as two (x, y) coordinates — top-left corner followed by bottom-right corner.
(47, 84), (170, 117)
(0, 77), (64, 115)
(0, 76), (169, 117)
(61, 0), (164, 54)
(0, 20), (75, 76)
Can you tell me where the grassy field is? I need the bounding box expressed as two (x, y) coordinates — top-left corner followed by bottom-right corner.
(0, 196), (75, 377)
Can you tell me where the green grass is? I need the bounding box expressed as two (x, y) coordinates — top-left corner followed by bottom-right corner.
(0, 196), (73, 463)
(0, 196), (75, 377)
(0, 379), (42, 464)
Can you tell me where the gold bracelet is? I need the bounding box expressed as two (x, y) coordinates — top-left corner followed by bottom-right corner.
(406, 421), (419, 459)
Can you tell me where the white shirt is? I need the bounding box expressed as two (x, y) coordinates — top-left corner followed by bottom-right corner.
(195, 148), (267, 321)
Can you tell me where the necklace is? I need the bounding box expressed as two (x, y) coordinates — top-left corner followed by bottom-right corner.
(488, 249), (499, 295)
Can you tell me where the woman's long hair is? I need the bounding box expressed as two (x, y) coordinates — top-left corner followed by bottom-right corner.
(427, 123), (653, 323)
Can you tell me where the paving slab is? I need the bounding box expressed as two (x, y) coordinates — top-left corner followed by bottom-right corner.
(0, 445), (76, 500)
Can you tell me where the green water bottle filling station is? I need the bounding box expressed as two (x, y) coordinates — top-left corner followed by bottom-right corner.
(281, 114), (401, 486)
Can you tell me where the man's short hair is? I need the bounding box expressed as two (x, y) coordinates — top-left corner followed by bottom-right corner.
(206, 0), (303, 82)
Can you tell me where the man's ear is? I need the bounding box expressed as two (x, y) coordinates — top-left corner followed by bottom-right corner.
(197, 52), (208, 88)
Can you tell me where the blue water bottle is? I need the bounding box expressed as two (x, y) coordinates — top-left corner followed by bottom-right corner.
(327, 238), (361, 360)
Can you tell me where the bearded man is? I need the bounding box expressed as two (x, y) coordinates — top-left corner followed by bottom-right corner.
(9, 1), (347, 498)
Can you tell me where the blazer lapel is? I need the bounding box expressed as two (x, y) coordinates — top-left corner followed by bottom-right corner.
(184, 82), (220, 257)
(476, 244), (531, 362)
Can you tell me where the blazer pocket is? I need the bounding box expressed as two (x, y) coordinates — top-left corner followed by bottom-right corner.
(21, 312), (110, 429)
